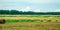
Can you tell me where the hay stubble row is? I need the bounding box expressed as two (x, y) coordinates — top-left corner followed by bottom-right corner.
(0, 15), (60, 30)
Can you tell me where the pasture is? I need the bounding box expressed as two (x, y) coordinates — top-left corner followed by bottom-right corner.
(0, 15), (60, 30)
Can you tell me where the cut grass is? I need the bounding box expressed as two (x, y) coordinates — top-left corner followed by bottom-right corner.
(0, 15), (60, 30)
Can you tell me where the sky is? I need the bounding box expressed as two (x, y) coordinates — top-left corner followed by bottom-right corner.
(0, 0), (60, 12)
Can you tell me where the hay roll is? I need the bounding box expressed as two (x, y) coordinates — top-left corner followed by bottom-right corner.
(0, 19), (5, 24)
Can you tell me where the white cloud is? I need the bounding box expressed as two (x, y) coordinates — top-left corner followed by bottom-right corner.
(20, 7), (48, 12)
(54, 9), (60, 12)
(0, 0), (60, 12)
(33, 9), (47, 12)
(33, 9), (41, 12)
(20, 6), (31, 12)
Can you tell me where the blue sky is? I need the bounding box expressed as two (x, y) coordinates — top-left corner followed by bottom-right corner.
(0, 0), (60, 12)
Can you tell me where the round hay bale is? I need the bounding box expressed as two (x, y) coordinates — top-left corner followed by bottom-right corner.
(0, 19), (5, 24)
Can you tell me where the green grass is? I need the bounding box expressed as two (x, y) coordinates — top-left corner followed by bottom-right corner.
(6, 20), (16, 22)
(6, 19), (41, 23)
(5, 19), (60, 24)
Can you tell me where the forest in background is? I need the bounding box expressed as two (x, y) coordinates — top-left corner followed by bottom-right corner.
(0, 10), (60, 15)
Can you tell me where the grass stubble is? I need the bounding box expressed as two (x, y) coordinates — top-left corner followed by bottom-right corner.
(0, 15), (60, 30)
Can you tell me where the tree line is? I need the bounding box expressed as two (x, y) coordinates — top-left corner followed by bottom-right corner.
(0, 10), (60, 15)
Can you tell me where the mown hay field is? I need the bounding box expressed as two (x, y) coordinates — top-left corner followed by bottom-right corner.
(0, 15), (60, 30)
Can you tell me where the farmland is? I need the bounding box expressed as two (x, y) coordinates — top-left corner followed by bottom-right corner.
(0, 15), (60, 30)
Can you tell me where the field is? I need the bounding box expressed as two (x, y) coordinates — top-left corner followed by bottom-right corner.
(0, 15), (60, 30)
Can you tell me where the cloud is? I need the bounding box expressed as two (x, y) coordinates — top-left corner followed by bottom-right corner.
(0, 0), (60, 12)
(32, 9), (41, 12)
(32, 9), (48, 12)
(20, 6), (32, 12)
(20, 7), (48, 12)
(54, 9), (60, 12)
